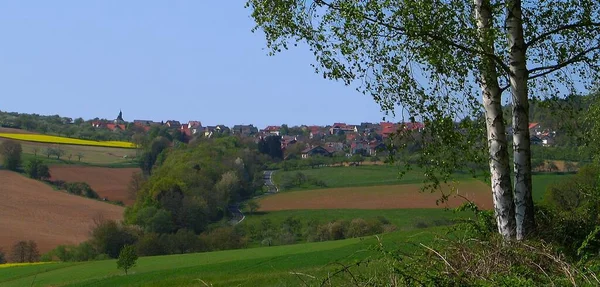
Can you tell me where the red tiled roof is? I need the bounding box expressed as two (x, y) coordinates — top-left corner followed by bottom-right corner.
(529, 122), (539, 130)
(105, 124), (126, 131)
(264, 125), (280, 131)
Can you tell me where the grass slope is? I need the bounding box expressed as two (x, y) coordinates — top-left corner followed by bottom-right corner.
(0, 228), (445, 287)
(273, 166), (570, 202)
(243, 208), (474, 231)
(0, 137), (138, 166)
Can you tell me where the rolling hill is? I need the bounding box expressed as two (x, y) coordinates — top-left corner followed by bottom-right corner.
(0, 170), (124, 253)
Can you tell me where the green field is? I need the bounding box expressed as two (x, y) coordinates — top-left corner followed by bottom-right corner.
(273, 165), (570, 201)
(273, 165), (471, 190)
(0, 228), (445, 287)
(0, 137), (138, 166)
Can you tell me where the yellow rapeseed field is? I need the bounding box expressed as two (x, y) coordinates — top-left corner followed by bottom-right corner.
(0, 262), (56, 268)
(0, 133), (136, 148)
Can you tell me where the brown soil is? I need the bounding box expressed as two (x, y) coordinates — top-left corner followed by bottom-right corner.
(259, 181), (493, 211)
(0, 127), (36, 134)
(50, 166), (140, 206)
(0, 170), (124, 254)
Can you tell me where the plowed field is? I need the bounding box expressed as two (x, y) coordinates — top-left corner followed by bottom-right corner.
(0, 170), (123, 253)
(50, 166), (139, 205)
(259, 181), (492, 211)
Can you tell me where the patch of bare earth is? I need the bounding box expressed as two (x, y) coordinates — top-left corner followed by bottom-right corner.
(50, 166), (140, 205)
(259, 181), (492, 211)
(0, 170), (123, 253)
(0, 127), (36, 134)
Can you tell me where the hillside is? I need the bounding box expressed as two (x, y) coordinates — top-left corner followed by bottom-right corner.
(0, 171), (124, 253)
(49, 166), (139, 205)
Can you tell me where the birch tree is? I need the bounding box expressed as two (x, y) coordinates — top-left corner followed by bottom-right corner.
(247, 0), (600, 240)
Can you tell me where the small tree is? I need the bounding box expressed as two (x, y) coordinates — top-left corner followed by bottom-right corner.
(76, 152), (84, 162)
(246, 200), (260, 215)
(117, 244), (138, 275)
(32, 147), (39, 157)
(54, 147), (65, 160)
(0, 140), (22, 171)
(44, 147), (55, 159)
(68, 154), (73, 161)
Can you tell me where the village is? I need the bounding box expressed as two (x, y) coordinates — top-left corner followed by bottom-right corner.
(86, 110), (556, 161)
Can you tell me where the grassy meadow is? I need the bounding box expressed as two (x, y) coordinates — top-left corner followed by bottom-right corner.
(0, 228), (446, 287)
(273, 165), (571, 202)
(0, 137), (138, 166)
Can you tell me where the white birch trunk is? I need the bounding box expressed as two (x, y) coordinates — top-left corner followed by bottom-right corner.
(475, 0), (516, 240)
(506, 0), (535, 240)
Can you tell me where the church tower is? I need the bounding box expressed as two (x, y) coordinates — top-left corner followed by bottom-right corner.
(115, 109), (124, 124)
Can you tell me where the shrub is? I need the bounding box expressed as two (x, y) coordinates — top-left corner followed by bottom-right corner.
(136, 233), (166, 256)
(64, 182), (99, 199)
(90, 219), (138, 258)
(25, 158), (51, 180)
(347, 218), (370, 238)
(0, 249), (6, 264)
(200, 226), (247, 251)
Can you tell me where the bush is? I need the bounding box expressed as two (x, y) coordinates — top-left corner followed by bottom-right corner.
(136, 233), (166, 256)
(0, 249), (6, 264)
(64, 182), (99, 199)
(25, 158), (51, 180)
(90, 219), (138, 258)
(200, 226), (247, 251)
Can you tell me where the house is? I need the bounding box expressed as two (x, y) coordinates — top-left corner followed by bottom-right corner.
(330, 123), (356, 135)
(105, 123), (126, 132)
(232, 124), (258, 137)
(133, 120), (161, 126)
(350, 141), (370, 155)
(346, 132), (359, 142)
(91, 121), (105, 128)
(165, 120), (181, 128)
(379, 122), (398, 138)
(263, 126), (281, 136)
(351, 140), (386, 156)
(301, 146), (333, 159)
(204, 126), (217, 137)
(529, 122), (541, 135)
(185, 121), (202, 135)
(180, 125), (192, 137)
(530, 135), (543, 145)
(368, 141), (387, 156)
(324, 142), (345, 152)
(281, 135), (298, 149)
(402, 122), (425, 132)
(307, 126), (325, 139)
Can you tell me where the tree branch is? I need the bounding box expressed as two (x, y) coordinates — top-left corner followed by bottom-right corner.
(528, 45), (600, 80)
(314, 0), (510, 73)
(526, 22), (600, 48)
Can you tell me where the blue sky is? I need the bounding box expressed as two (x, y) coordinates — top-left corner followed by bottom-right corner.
(0, 1), (388, 128)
